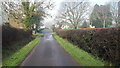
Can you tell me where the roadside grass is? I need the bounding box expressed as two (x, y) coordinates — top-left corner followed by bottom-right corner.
(3, 36), (41, 66)
(54, 35), (105, 66)
(33, 33), (44, 36)
(3, 38), (31, 60)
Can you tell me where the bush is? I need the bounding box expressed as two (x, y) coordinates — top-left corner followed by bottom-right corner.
(56, 27), (120, 65)
(2, 25), (32, 46)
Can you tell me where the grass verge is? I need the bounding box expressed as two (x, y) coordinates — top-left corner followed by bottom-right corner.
(54, 35), (105, 66)
(3, 36), (41, 66)
(3, 38), (32, 60)
(33, 33), (44, 36)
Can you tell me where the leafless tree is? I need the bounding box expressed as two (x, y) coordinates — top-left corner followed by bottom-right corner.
(119, 1), (120, 25)
(1, 1), (25, 24)
(110, 2), (119, 26)
(99, 4), (112, 28)
(58, 0), (89, 29)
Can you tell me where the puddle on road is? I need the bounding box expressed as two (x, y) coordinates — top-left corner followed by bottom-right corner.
(44, 34), (53, 40)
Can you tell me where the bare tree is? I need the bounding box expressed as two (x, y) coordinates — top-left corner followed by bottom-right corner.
(90, 4), (113, 28)
(1, 1), (24, 24)
(99, 4), (112, 28)
(1, 0), (54, 29)
(118, 1), (120, 26)
(110, 2), (119, 27)
(58, 0), (89, 29)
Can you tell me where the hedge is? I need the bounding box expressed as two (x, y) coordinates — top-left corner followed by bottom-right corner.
(56, 27), (120, 66)
(2, 25), (33, 46)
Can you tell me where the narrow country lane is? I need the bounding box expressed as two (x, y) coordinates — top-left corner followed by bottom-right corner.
(21, 29), (80, 66)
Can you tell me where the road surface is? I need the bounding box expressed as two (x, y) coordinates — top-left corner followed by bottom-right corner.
(21, 29), (80, 66)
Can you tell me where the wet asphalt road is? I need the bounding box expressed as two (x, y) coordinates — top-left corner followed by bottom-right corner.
(21, 32), (80, 66)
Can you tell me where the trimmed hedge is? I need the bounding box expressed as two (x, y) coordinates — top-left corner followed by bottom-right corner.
(2, 25), (32, 46)
(56, 27), (120, 65)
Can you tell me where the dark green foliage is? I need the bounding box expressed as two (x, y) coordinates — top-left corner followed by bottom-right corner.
(22, 2), (30, 15)
(2, 25), (32, 46)
(30, 14), (43, 31)
(2, 25), (34, 62)
(22, 2), (45, 30)
(2, 38), (31, 60)
(56, 27), (120, 65)
(92, 18), (103, 28)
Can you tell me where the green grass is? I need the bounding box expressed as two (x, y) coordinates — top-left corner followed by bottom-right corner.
(54, 35), (105, 66)
(33, 33), (44, 36)
(3, 38), (31, 60)
(3, 37), (41, 66)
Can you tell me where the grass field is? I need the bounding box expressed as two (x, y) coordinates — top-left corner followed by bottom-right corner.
(54, 35), (105, 66)
(3, 36), (41, 66)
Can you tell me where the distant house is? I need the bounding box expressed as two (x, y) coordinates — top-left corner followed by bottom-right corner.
(61, 25), (69, 29)
(89, 25), (95, 28)
(39, 23), (45, 29)
(55, 21), (70, 29)
(39, 25), (45, 29)
(55, 24), (59, 28)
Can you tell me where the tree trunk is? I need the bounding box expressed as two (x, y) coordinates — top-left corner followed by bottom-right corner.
(74, 26), (77, 29)
(116, 20), (118, 27)
(103, 20), (106, 28)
